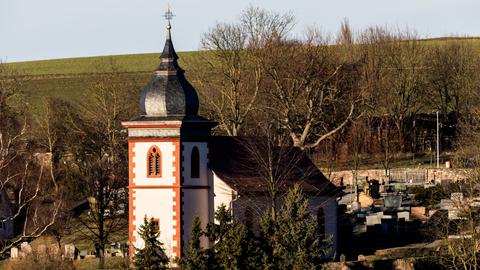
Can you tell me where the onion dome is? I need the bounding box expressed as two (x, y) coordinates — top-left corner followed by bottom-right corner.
(140, 20), (199, 117)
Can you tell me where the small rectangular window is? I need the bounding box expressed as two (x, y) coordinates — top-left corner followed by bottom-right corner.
(151, 219), (160, 233)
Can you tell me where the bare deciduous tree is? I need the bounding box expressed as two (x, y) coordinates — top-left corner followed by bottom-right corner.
(426, 41), (478, 115)
(240, 5), (295, 48)
(376, 29), (427, 151)
(193, 6), (295, 136)
(65, 69), (137, 269)
(0, 63), (60, 255)
(260, 30), (366, 150)
(427, 72), (480, 270)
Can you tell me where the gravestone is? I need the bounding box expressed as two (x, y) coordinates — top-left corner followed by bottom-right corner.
(440, 199), (453, 209)
(79, 250), (88, 259)
(384, 195), (402, 208)
(20, 242), (32, 254)
(398, 211), (410, 221)
(366, 215), (380, 226)
(10, 247), (18, 259)
(448, 209), (460, 220)
(65, 244), (75, 259)
(369, 179), (381, 199)
(351, 201), (361, 213)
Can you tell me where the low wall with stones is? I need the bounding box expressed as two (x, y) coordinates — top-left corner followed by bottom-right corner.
(325, 168), (470, 186)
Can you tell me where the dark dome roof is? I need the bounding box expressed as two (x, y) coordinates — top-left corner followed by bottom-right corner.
(140, 23), (199, 117)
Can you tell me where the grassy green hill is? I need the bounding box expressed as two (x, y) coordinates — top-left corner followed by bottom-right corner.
(5, 51), (202, 75)
(6, 37), (480, 76)
(3, 51), (206, 111)
(3, 37), (480, 112)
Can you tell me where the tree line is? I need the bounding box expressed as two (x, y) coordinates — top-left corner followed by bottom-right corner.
(189, 7), (480, 160)
(0, 62), (138, 268)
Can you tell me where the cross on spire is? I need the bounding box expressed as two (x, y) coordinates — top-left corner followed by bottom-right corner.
(163, 5), (175, 29)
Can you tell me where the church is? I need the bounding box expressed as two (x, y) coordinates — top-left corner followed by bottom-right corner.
(121, 15), (339, 262)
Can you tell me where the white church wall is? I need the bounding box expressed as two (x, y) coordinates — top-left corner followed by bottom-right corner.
(182, 142), (208, 186)
(132, 188), (177, 258)
(212, 173), (235, 214)
(182, 189), (210, 248)
(132, 141), (177, 186)
(182, 142), (212, 249)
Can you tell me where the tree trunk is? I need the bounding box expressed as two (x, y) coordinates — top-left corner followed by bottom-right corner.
(99, 249), (105, 270)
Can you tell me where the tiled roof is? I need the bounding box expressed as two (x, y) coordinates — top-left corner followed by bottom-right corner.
(209, 136), (339, 197)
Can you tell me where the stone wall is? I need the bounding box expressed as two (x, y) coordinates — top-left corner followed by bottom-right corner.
(325, 167), (470, 186)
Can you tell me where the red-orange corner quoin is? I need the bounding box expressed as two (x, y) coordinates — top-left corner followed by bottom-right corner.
(127, 137), (182, 259)
(172, 140), (181, 258)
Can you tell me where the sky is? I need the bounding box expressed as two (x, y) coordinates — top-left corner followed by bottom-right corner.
(1, 0), (480, 63)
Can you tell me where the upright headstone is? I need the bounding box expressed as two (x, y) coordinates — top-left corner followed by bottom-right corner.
(79, 250), (88, 259)
(20, 242), (32, 254)
(384, 195), (402, 208)
(398, 211), (410, 221)
(351, 201), (361, 213)
(366, 215), (380, 226)
(10, 247), (18, 259)
(65, 244), (76, 259)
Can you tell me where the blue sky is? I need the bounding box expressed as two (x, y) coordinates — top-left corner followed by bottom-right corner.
(1, 0), (479, 62)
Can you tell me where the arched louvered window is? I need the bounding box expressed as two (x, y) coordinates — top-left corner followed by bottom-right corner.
(147, 146), (161, 177)
(191, 146), (200, 178)
(317, 207), (325, 239)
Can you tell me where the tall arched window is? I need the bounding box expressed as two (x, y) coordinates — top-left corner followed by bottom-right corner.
(147, 146), (161, 177)
(317, 207), (325, 239)
(190, 146), (200, 178)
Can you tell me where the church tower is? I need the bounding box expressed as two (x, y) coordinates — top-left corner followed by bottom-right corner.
(122, 10), (216, 260)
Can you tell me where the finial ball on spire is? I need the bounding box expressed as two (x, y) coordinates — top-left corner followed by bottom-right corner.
(163, 7), (174, 30)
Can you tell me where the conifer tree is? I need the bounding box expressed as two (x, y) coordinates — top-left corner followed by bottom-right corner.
(179, 216), (208, 270)
(260, 185), (327, 270)
(134, 217), (169, 270)
(205, 205), (263, 270)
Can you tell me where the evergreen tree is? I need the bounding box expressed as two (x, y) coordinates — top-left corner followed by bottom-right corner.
(180, 189), (329, 270)
(134, 217), (169, 270)
(179, 216), (208, 270)
(260, 185), (328, 270)
(205, 205), (263, 270)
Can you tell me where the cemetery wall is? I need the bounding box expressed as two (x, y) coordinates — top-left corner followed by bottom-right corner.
(326, 168), (471, 186)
